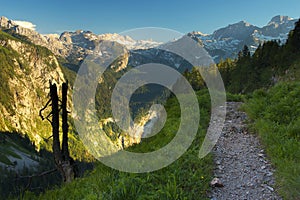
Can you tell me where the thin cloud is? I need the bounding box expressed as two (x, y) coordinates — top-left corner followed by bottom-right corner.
(14, 20), (36, 31)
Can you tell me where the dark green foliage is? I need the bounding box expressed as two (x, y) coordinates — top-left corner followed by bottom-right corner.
(0, 132), (61, 199)
(286, 19), (300, 54)
(241, 45), (250, 58)
(183, 67), (205, 91)
(226, 92), (245, 102)
(95, 67), (127, 119)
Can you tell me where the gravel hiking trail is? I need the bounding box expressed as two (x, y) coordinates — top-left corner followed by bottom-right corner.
(210, 102), (281, 200)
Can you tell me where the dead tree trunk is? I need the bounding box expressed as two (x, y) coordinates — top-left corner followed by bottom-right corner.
(60, 81), (75, 183)
(49, 83), (63, 169)
(40, 81), (75, 183)
(61, 81), (69, 160)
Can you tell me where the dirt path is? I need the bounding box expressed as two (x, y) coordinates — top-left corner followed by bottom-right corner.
(210, 102), (281, 200)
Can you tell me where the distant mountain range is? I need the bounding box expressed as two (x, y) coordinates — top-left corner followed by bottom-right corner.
(0, 16), (162, 63)
(0, 15), (297, 63)
(189, 15), (297, 61)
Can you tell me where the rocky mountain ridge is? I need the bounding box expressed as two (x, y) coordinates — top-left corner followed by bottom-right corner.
(1, 15), (296, 64)
(0, 16), (161, 63)
(190, 15), (297, 61)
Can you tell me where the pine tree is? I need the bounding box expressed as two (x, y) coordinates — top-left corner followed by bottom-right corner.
(242, 45), (250, 58)
(287, 19), (300, 53)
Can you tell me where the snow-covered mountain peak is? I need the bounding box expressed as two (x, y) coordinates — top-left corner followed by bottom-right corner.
(268, 15), (294, 26)
(188, 15), (298, 62)
(190, 31), (209, 36)
(97, 33), (162, 50)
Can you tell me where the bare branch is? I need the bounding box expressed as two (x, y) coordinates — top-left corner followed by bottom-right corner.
(43, 135), (53, 142)
(45, 111), (53, 123)
(16, 168), (57, 179)
(39, 99), (52, 120)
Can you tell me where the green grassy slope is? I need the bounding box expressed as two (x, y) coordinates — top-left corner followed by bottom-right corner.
(24, 89), (214, 200)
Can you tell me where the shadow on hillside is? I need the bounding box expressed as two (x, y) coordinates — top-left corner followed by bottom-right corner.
(0, 131), (94, 199)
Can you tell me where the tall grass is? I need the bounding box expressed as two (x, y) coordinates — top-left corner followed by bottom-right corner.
(243, 82), (300, 200)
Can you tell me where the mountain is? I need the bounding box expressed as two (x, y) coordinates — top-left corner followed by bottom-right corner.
(0, 17), (168, 161)
(0, 28), (98, 176)
(0, 28), (154, 197)
(0, 16), (161, 64)
(1, 15), (295, 65)
(0, 15), (296, 151)
(189, 15), (297, 62)
(0, 30), (65, 148)
(0, 30), (68, 190)
(0, 15), (297, 150)
(0, 14), (299, 199)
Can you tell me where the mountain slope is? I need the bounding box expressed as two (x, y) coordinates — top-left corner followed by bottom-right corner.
(0, 30), (93, 166)
(0, 30), (65, 149)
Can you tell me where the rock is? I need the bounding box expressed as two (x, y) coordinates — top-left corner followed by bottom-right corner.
(210, 178), (224, 188)
(266, 172), (273, 177)
(258, 153), (264, 157)
(265, 185), (274, 192)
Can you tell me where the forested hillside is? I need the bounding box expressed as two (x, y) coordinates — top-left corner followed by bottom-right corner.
(218, 19), (300, 93)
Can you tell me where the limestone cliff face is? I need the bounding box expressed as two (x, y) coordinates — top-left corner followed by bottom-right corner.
(0, 32), (66, 150)
(0, 16), (168, 154)
(0, 17), (127, 62)
(0, 17), (153, 153)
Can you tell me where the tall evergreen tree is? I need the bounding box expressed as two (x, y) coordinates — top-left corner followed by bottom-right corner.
(287, 19), (300, 53)
(242, 45), (250, 58)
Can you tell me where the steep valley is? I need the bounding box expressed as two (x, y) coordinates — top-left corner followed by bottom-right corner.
(0, 14), (299, 199)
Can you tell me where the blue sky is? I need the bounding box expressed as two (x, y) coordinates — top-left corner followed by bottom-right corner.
(1, 0), (300, 35)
